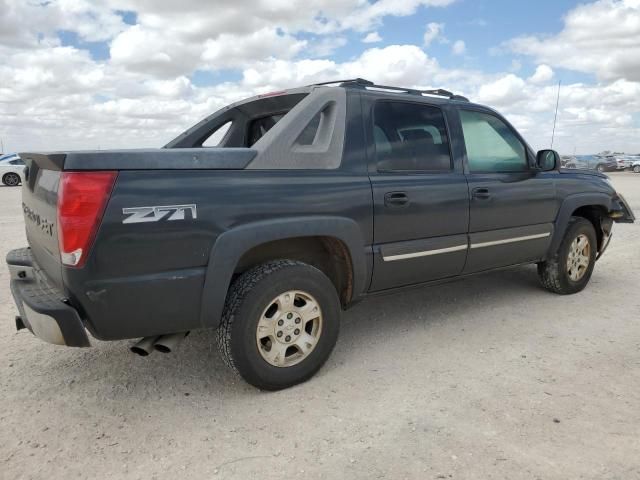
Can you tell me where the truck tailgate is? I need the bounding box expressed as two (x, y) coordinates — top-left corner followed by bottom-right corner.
(20, 153), (65, 289)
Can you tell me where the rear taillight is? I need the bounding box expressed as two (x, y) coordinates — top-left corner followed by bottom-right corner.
(57, 171), (117, 267)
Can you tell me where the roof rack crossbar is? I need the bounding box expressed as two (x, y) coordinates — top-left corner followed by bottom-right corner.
(311, 78), (468, 101)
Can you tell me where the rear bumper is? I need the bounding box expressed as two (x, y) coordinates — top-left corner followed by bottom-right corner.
(6, 248), (90, 347)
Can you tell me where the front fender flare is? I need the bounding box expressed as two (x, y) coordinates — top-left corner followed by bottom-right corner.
(548, 193), (612, 257)
(199, 216), (369, 328)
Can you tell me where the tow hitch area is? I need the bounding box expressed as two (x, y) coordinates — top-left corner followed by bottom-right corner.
(7, 248), (90, 347)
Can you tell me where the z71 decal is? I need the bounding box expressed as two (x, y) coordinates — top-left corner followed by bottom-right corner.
(122, 204), (197, 224)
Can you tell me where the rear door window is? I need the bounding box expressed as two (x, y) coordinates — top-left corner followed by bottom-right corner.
(373, 101), (452, 172)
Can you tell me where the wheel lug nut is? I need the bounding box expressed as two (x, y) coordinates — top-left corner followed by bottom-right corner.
(295, 318), (301, 324)
(294, 329), (300, 335)
(278, 320), (284, 326)
(277, 331), (283, 338)
(285, 335), (291, 342)
(287, 313), (293, 319)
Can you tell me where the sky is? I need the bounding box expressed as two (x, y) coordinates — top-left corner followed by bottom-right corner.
(1, 0), (640, 155)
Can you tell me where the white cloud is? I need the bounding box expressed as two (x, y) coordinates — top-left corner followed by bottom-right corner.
(241, 45), (440, 90)
(452, 40), (465, 55)
(507, 0), (640, 81)
(423, 22), (444, 47)
(362, 32), (382, 43)
(529, 64), (554, 84)
(0, 46), (106, 103)
(0, 0), (639, 156)
(55, 0), (128, 42)
(0, 0), (127, 47)
(202, 28), (307, 68)
(110, 25), (202, 77)
(476, 74), (528, 106)
(340, 0), (455, 32)
(310, 37), (347, 57)
(100, 0), (456, 79)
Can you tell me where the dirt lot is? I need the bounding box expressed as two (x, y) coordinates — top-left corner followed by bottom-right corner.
(1, 172), (639, 480)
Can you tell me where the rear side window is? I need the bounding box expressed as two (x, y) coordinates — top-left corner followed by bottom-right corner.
(294, 112), (321, 146)
(373, 102), (452, 172)
(460, 110), (527, 173)
(202, 121), (232, 147)
(248, 114), (286, 147)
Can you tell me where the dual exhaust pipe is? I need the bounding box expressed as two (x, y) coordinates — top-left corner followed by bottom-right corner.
(130, 332), (188, 356)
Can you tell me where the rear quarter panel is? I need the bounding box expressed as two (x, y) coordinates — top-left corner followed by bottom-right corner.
(66, 169), (373, 340)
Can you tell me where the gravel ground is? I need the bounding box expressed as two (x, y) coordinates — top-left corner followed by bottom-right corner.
(1, 172), (639, 480)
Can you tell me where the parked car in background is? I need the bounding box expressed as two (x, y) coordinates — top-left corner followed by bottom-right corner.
(560, 155), (576, 168)
(565, 155), (618, 172)
(615, 154), (640, 170)
(599, 155), (625, 171)
(0, 153), (20, 162)
(0, 154), (25, 186)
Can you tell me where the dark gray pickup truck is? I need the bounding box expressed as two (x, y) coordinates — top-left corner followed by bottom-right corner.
(7, 78), (635, 390)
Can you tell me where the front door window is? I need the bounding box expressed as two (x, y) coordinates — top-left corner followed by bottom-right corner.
(460, 110), (527, 173)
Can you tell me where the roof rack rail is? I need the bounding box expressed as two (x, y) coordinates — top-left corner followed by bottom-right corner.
(311, 78), (469, 101)
(311, 78), (375, 87)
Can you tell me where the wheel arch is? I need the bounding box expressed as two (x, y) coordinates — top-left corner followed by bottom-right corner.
(548, 193), (612, 258)
(200, 216), (369, 329)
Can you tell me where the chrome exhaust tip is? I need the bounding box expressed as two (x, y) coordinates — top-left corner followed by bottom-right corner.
(153, 332), (189, 353)
(130, 336), (160, 356)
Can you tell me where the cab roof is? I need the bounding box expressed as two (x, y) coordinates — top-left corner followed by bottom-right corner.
(309, 78), (470, 103)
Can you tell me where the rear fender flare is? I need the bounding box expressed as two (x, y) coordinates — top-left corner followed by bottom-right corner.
(548, 193), (612, 257)
(199, 216), (368, 328)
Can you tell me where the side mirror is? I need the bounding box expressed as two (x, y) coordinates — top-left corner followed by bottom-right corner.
(536, 149), (559, 171)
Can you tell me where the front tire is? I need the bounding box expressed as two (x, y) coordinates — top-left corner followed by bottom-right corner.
(2, 173), (20, 186)
(634, 165), (640, 173)
(537, 217), (597, 295)
(596, 164), (605, 173)
(216, 260), (341, 390)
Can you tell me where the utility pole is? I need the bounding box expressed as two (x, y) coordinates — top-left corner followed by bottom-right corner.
(0, 137), (4, 154)
(550, 80), (561, 149)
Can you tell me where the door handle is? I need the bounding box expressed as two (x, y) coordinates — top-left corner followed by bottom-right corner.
(384, 191), (409, 207)
(472, 187), (491, 200)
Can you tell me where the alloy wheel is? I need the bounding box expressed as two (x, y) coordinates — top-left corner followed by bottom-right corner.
(566, 234), (591, 282)
(4, 173), (19, 186)
(256, 290), (323, 367)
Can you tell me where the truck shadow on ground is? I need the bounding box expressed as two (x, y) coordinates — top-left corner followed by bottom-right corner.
(35, 265), (544, 398)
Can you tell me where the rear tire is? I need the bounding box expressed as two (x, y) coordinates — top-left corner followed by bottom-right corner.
(537, 217), (597, 295)
(596, 164), (605, 173)
(634, 165), (640, 173)
(216, 260), (341, 390)
(2, 173), (20, 186)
